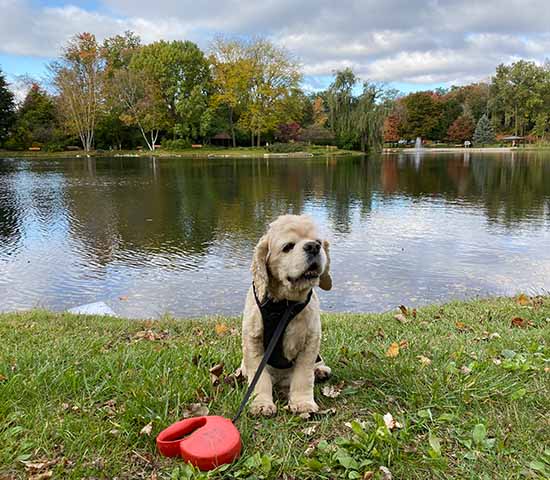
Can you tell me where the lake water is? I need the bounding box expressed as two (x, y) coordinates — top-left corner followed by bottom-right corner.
(1, 151), (549, 318)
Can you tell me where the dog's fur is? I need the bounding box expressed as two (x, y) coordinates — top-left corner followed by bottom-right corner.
(240, 215), (332, 416)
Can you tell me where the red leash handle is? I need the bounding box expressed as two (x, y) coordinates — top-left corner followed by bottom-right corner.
(156, 416), (241, 470)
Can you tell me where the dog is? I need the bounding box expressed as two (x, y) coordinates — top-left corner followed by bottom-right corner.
(240, 214), (332, 416)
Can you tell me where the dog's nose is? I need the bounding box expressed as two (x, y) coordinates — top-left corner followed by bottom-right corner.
(303, 241), (321, 256)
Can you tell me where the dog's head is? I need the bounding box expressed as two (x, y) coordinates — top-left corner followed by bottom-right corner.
(251, 214), (332, 301)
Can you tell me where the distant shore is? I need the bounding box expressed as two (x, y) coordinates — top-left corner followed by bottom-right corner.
(0, 146), (363, 159)
(384, 146), (550, 153)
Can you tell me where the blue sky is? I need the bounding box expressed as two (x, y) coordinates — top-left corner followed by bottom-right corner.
(2, 0), (550, 99)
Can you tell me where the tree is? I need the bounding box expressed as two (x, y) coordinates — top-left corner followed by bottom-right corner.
(50, 33), (104, 151)
(130, 40), (211, 141)
(473, 114), (496, 145)
(209, 37), (255, 147)
(400, 91), (442, 140)
(6, 83), (57, 149)
(237, 38), (301, 146)
(383, 114), (400, 142)
(447, 114), (475, 143)
(0, 68), (16, 146)
(325, 69), (385, 151)
(114, 68), (169, 151)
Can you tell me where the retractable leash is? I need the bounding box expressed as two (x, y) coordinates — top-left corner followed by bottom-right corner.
(156, 287), (312, 471)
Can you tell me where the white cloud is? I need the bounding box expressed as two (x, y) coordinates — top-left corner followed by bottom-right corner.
(2, 0), (550, 88)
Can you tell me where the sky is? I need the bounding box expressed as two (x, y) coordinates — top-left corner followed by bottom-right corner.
(2, 0), (550, 100)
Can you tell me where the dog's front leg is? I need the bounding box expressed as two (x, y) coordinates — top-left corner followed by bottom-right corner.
(288, 335), (320, 414)
(245, 347), (277, 417)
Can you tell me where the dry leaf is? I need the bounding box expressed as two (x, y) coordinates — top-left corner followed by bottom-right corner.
(399, 340), (409, 349)
(379, 466), (393, 480)
(302, 425), (318, 435)
(0, 374), (6, 382)
(109, 429), (120, 436)
(133, 330), (168, 342)
(209, 363), (224, 385)
(363, 472), (374, 480)
(383, 413), (402, 430)
(492, 358), (502, 365)
(394, 313), (408, 323)
(304, 439), (320, 456)
(386, 342), (400, 358)
(511, 317), (527, 328)
(182, 403), (209, 418)
(29, 472), (53, 480)
(460, 365), (472, 375)
(215, 323), (229, 336)
(516, 293), (530, 306)
(399, 305), (408, 316)
(417, 355), (432, 366)
(322, 382), (343, 398)
(140, 422), (153, 436)
(455, 321), (466, 330)
(224, 368), (245, 385)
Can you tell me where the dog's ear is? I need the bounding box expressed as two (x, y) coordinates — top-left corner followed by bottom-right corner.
(319, 239), (332, 291)
(251, 234), (270, 300)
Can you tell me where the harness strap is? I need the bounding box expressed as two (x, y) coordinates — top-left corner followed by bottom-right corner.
(232, 285), (312, 422)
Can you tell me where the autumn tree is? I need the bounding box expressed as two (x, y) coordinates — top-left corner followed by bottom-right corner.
(50, 33), (104, 152)
(0, 68), (16, 146)
(383, 114), (400, 142)
(237, 38), (301, 146)
(447, 114), (475, 142)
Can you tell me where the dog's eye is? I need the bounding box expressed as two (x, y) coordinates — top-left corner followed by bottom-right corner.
(282, 242), (295, 253)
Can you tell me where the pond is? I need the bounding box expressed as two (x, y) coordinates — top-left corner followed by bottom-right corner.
(1, 151), (549, 318)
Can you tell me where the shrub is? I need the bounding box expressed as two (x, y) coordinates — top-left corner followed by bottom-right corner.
(266, 142), (307, 153)
(161, 138), (191, 150)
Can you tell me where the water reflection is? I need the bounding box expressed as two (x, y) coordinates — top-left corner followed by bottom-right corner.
(0, 152), (549, 317)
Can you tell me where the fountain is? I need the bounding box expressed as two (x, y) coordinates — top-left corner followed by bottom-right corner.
(415, 137), (422, 150)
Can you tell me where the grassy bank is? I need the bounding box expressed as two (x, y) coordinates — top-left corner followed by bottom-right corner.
(1, 296), (549, 479)
(0, 146), (363, 159)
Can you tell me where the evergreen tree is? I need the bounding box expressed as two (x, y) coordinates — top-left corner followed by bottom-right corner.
(473, 114), (496, 145)
(0, 68), (16, 146)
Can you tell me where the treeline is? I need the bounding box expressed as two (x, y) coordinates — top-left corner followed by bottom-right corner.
(1, 31), (550, 153)
(0, 32), (386, 153)
(384, 59), (550, 145)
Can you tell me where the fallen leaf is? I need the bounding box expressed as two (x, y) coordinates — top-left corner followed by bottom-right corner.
(376, 328), (386, 339)
(511, 317), (527, 328)
(0, 374), (7, 382)
(394, 313), (408, 324)
(460, 365), (472, 375)
(312, 407), (337, 418)
(516, 293), (530, 306)
(399, 340), (409, 349)
(209, 363), (224, 385)
(224, 368), (245, 385)
(140, 422), (153, 436)
(455, 321), (466, 330)
(417, 355), (432, 366)
(383, 413), (402, 430)
(386, 342), (400, 358)
(379, 466), (393, 480)
(109, 429), (120, 436)
(182, 403), (209, 418)
(304, 439), (320, 456)
(412, 308), (417, 318)
(363, 472), (374, 480)
(29, 472), (53, 480)
(215, 323), (229, 336)
(492, 358), (502, 365)
(322, 382), (344, 398)
(302, 425), (318, 435)
(399, 305), (408, 316)
(132, 330), (169, 342)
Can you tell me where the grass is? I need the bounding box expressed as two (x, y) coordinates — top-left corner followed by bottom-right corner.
(0, 145), (362, 159)
(1, 296), (549, 479)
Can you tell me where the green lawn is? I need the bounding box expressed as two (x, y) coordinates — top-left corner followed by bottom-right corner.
(1, 296), (549, 479)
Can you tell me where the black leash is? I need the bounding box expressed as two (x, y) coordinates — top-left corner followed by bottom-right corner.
(232, 287), (312, 422)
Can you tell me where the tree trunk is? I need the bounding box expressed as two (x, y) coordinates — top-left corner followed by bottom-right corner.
(229, 108), (236, 148)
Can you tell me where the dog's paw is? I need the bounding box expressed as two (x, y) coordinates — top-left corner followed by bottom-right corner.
(250, 400), (277, 417)
(314, 364), (332, 382)
(289, 399), (319, 414)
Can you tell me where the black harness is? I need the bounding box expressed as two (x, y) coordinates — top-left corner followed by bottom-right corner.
(253, 284), (313, 369)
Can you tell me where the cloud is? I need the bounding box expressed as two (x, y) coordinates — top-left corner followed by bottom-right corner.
(1, 0), (550, 88)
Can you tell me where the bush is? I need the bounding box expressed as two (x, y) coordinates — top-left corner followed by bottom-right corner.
(161, 138), (191, 150)
(266, 142), (307, 153)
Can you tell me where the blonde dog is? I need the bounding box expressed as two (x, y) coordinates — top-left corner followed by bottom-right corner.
(240, 214), (332, 416)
